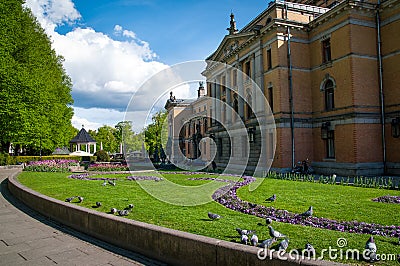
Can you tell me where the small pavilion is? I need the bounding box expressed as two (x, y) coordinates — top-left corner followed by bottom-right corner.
(69, 125), (97, 155)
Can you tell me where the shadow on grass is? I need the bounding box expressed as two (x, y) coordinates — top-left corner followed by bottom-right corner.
(0, 176), (166, 266)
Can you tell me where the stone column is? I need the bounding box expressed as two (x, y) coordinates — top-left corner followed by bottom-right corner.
(251, 54), (257, 113)
(215, 77), (221, 122)
(237, 64), (244, 119)
(225, 68), (232, 123)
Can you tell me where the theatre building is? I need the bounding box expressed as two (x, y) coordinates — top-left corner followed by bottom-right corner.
(202, 0), (400, 176)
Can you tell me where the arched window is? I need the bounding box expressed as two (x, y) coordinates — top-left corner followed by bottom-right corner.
(324, 79), (335, 111)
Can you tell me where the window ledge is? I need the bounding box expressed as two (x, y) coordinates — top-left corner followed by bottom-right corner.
(321, 61), (333, 69)
(323, 158), (336, 162)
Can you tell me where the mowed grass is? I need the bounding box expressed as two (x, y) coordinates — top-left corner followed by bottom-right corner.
(17, 172), (400, 265)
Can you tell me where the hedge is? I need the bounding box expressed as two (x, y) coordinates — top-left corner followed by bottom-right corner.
(0, 154), (97, 166)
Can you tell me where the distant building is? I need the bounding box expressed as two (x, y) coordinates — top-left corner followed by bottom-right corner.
(164, 83), (212, 168)
(202, 0), (400, 176)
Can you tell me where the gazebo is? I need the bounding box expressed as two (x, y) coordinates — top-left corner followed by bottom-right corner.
(69, 126), (97, 155)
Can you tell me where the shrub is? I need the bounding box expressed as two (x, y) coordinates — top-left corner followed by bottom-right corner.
(94, 150), (110, 162)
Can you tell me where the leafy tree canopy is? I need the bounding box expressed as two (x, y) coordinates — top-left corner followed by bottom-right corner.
(0, 0), (74, 155)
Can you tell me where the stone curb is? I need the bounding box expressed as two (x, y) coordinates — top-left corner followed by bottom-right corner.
(0, 165), (24, 169)
(7, 174), (345, 266)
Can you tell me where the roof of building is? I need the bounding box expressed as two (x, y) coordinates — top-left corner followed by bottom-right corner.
(69, 127), (96, 143)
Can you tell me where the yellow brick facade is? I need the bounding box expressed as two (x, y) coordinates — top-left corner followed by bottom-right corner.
(200, 0), (400, 176)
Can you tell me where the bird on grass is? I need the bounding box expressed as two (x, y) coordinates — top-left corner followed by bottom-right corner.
(265, 194), (276, 202)
(300, 206), (313, 217)
(65, 197), (75, 202)
(259, 238), (276, 249)
(110, 208), (117, 214)
(365, 236), (378, 262)
(77, 196), (84, 203)
(128, 204), (134, 209)
(118, 209), (129, 216)
(304, 243), (315, 257)
(250, 234), (258, 246)
(102, 181), (107, 186)
(108, 180), (116, 186)
(208, 212), (221, 220)
(278, 239), (289, 252)
(95, 202), (102, 208)
(236, 228), (255, 236)
(268, 226), (286, 239)
(241, 234), (248, 245)
(265, 217), (273, 225)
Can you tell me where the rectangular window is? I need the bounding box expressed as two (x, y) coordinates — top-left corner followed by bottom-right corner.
(267, 48), (272, 70)
(326, 130), (335, 158)
(245, 61), (251, 79)
(325, 88), (334, 111)
(322, 38), (331, 63)
(232, 69), (237, 86)
(268, 87), (274, 112)
(218, 138), (223, 157)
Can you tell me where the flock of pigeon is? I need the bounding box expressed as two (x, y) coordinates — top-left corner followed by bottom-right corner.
(208, 193), (387, 262)
(65, 179), (134, 216)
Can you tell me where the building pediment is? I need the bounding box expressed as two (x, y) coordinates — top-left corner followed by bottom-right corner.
(207, 32), (255, 62)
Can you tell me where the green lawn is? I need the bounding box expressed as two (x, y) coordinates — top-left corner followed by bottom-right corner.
(17, 172), (400, 265)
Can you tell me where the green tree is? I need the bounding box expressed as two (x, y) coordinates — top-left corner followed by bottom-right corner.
(114, 121), (144, 153)
(144, 111), (168, 159)
(0, 0), (74, 155)
(95, 126), (117, 153)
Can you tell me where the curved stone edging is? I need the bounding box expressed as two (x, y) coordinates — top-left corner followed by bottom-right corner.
(7, 174), (344, 266)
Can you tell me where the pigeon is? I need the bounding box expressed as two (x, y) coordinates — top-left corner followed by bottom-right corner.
(250, 234), (258, 246)
(102, 181), (107, 186)
(278, 239), (289, 251)
(300, 206), (313, 217)
(77, 196), (84, 203)
(268, 225), (286, 239)
(65, 197), (75, 202)
(241, 234), (248, 245)
(265, 217), (273, 225)
(365, 236), (378, 262)
(208, 212), (221, 220)
(259, 238), (276, 248)
(249, 203), (257, 208)
(110, 208), (117, 214)
(265, 194), (276, 202)
(304, 243), (315, 257)
(128, 204), (134, 209)
(95, 202), (102, 207)
(108, 180), (116, 186)
(236, 228), (255, 236)
(118, 209), (129, 216)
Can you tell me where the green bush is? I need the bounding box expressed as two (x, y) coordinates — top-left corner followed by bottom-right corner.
(94, 150), (110, 162)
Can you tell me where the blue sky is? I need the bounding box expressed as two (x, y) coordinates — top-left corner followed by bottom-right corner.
(25, 0), (270, 131)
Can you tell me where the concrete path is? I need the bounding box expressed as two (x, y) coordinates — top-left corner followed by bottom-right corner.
(0, 168), (166, 266)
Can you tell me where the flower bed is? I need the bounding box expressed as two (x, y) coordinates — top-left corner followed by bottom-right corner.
(67, 173), (116, 181)
(372, 195), (400, 204)
(126, 175), (164, 181)
(87, 163), (129, 172)
(189, 176), (400, 238)
(24, 160), (79, 172)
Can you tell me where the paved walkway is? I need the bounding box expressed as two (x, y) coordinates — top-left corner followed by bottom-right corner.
(0, 168), (166, 266)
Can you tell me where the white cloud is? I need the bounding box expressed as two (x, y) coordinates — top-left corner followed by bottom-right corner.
(24, 0), (170, 129)
(72, 107), (148, 132)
